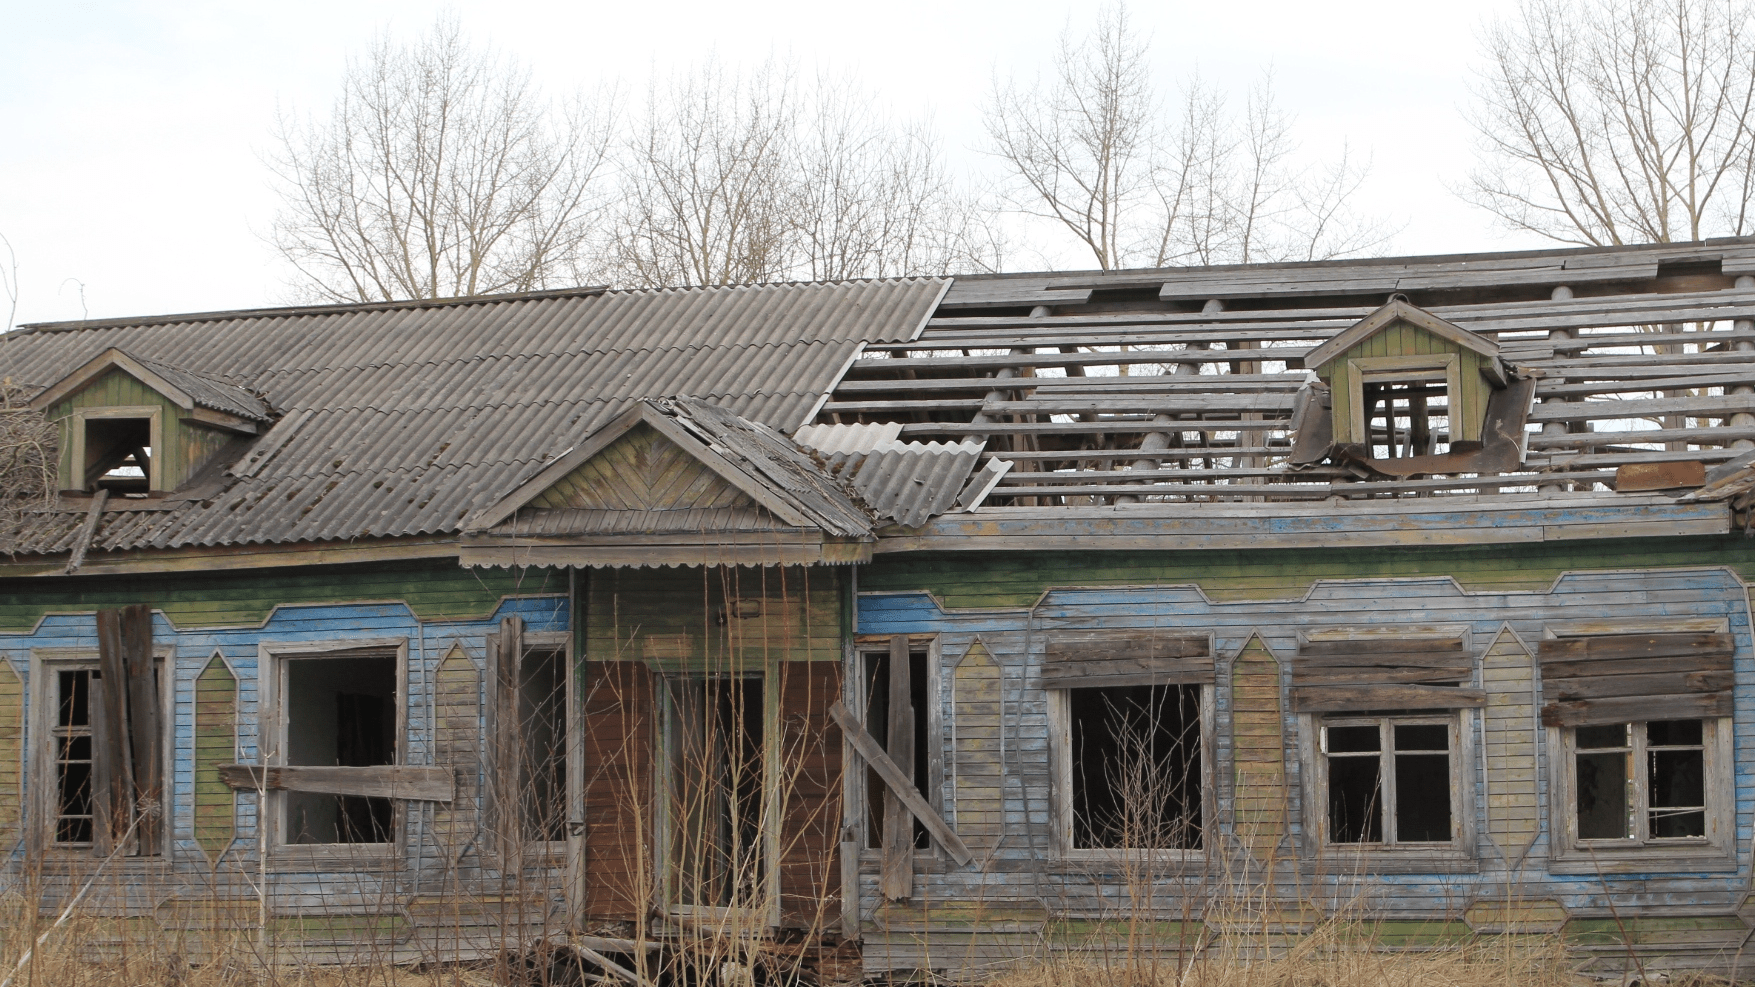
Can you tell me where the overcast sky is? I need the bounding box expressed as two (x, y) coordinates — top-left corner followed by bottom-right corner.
(0, 0), (1543, 328)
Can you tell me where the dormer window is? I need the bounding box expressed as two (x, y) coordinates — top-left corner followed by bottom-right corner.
(77, 410), (159, 493)
(1352, 355), (1466, 460)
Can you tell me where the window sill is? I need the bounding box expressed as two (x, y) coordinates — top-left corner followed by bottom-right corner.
(1549, 841), (1736, 875)
(1309, 845), (1478, 874)
(270, 843), (400, 871)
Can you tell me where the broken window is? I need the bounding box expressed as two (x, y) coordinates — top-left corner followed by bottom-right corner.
(80, 414), (155, 493)
(666, 675), (765, 910)
(1068, 684), (1202, 850)
(1361, 378), (1450, 459)
(1321, 716), (1455, 845)
(282, 653), (397, 844)
(517, 647), (567, 843)
(860, 645), (931, 850)
(1574, 720), (1706, 842)
(50, 669), (96, 845)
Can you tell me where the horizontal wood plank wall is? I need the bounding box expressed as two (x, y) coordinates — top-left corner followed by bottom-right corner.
(0, 559), (568, 632)
(585, 565), (840, 667)
(1232, 636), (1288, 864)
(952, 641), (1003, 855)
(193, 655), (237, 860)
(777, 661), (843, 930)
(431, 645), (481, 888)
(581, 662), (654, 920)
(1482, 626), (1538, 868)
(855, 558), (1755, 975)
(0, 576), (569, 952)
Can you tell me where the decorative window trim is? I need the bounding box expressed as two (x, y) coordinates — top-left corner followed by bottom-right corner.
(257, 637), (408, 869)
(1344, 354), (1461, 450)
(66, 405), (163, 492)
(1046, 682), (1214, 863)
(1296, 709), (1479, 873)
(28, 645), (172, 857)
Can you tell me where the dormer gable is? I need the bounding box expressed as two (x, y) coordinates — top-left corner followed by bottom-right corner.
(28, 348), (272, 494)
(1303, 299), (1509, 461)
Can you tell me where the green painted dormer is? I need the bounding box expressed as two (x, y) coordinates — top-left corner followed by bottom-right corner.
(1302, 299), (1507, 461)
(29, 348), (273, 495)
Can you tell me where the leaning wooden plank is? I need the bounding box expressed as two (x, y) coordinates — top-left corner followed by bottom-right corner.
(1291, 685), (1486, 713)
(1537, 633), (1734, 662)
(217, 765), (454, 802)
(1546, 670), (1733, 701)
(1541, 692), (1733, 727)
(827, 702), (973, 868)
(882, 635), (915, 902)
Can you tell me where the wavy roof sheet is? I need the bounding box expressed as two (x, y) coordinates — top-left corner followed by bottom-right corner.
(2, 279), (945, 553)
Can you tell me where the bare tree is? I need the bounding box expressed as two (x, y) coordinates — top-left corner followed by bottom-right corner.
(0, 381), (57, 556)
(986, 5), (1389, 270)
(1467, 0), (1755, 245)
(269, 18), (615, 302)
(614, 64), (1000, 288)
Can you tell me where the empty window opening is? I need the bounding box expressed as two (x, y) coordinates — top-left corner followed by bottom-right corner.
(284, 655), (396, 844)
(1069, 684), (1202, 850)
(668, 675), (764, 909)
(1362, 380), (1449, 459)
(518, 647), (567, 843)
(1576, 720), (1705, 841)
(862, 648), (929, 850)
(83, 417), (152, 493)
(1323, 718), (1453, 844)
(52, 670), (95, 845)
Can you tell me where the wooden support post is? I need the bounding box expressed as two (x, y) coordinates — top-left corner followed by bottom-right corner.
(880, 635), (914, 900)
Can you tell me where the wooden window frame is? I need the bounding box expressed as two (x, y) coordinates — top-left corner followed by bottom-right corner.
(1297, 708), (1479, 873)
(849, 635), (941, 862)
(654, 666), (782, 928)
(486, 627), (573, 865)
(28, 647), (172, 859)
(1345, 354), (1461, 455)
(67, 406), (163, 492)
(257, 637), (408, 870)
(1543, 619), (1737, 874)
(1047, 682), (1214, 864)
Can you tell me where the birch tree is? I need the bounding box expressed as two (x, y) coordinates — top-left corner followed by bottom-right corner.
(1466, 0), (1755, 244)
(269, 18), (615, 302)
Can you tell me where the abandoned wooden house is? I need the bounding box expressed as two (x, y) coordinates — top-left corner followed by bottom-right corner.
(7, 237), (1755, 977)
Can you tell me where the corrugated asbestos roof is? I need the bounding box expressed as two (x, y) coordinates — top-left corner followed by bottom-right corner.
(131, 354), (275, 422)
(795, 424), (989, 527)
(3, 279), (946, 555)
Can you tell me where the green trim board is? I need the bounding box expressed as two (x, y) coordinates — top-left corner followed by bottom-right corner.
(0, 558), (567, 632)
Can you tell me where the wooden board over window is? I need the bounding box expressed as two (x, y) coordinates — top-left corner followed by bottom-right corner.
(1292, 637), (1484, 713)
(1040, 630), (1211, 688)
(1539, 632), (1734, 727)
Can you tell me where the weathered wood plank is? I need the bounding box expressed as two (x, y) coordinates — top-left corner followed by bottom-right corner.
(882, 635), (915, 901)
(1291, 684), (1486, 712)
(1547, 670), (1732, 701)
(1538, 633), (1733, 663)
(217, 764), (454, 802)
(828, 702), (973, 868)
(1039, 656), (1215, 686)
(1540, 692), (1733, 727)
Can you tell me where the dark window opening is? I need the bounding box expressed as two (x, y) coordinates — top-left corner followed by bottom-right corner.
(1362, 380), (1449, 459)
(668, 675), (764, 909)
(862, 649), (930, 850)
(83, 417), (152, 493)
(1324, 717), (1453, 845)
(1576, 719), (1705, 842)
(284, 655), (396, 844)
(1069, 684), (1203, 851)
(519, 647), (567, 842)
(53, 670), (95, 845)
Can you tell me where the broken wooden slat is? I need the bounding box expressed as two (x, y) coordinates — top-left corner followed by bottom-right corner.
(1291, 684), (1486, 713)
(1039, 656), (1215, 687)
(1616, 460), (1707, 492)
(1541, 692), (1733, 727)
(217, 764), (454, 802)
(827, 701), (973, 868)
(1537, 633), (1734, 662)
(881, 635), (914, 901)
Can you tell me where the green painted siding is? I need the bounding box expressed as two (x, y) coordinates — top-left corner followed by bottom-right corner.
(1316, 319), (1493, 447)
(193, 655), (236, 859)
(860, 536), (1755, 610)
(0, 559), (566, 632)
(586, 565), (840, 668)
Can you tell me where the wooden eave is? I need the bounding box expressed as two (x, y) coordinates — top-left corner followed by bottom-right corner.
(457, 529), (873, 568)
(1295, 299), (1500, 371)
(868, 496), (1730, 553)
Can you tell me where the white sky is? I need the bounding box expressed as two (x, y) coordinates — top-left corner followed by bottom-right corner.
(0, 0), (1544, 328)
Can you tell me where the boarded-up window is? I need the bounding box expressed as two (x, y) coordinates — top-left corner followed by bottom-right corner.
(1292, 637), (1483, 713)
(282, 653), (397, 844)
(1538, 632), (1733, 727)
(62, 604), (164, 856)
(859, 644), (931, 850)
